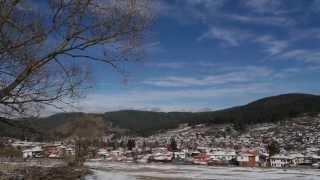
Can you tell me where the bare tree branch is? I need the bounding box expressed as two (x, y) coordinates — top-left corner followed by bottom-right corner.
(0, 0), (153, 117)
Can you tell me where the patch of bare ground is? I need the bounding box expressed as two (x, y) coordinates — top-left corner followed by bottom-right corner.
(0, 165), (90, 180)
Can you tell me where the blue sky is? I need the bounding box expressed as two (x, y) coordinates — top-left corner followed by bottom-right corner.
(58, 0), (320, 114)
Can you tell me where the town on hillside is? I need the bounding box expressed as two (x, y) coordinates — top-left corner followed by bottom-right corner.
(1, 113), (320, 169)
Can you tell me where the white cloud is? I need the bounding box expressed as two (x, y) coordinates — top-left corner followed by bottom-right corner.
(144, 61), (219, 69)
(155, 0), (224, 24)
(255, 35), (289, 55)
(42, 62), (320, 116)
(157, 0), (303, 28)
(143, 63), (320, 88)
(278, 49), (320, 62)
(185, 0), (226, 9)
(58, 82), (272, 114)
(242, 0), (304, 15)
(143, 66), (274, 87)
(198, 27), (254, 46)
(143, 41), (165, 54)
(155, 1), (296, 27)
(144, 62), (189, 69)
(242, 0), (282, 14)
(223, 14), (296, 27)
(198, 27), (290, 56)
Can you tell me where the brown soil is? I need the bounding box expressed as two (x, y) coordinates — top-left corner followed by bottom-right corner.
(0, 166), (90, 180)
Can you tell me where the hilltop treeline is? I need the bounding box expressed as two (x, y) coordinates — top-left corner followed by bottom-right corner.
(1, 93), (320, 139)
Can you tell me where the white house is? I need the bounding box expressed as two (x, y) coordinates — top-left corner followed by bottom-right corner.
(289, 153), (305, 165)
(208, 150), (236, 161)
(151, 147), (173, 162)
(270, 155), (295, 168)
(173, 151), (187, 159)
(22, 146), (43, 159)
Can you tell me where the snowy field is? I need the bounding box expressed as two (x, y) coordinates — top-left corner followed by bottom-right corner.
(85, 161), (320, 180)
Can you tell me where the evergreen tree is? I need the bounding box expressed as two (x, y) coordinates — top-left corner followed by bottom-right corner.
(127, 139), (136, 151)
(267, 140), (280, 156)
(169, 137), (178, 151)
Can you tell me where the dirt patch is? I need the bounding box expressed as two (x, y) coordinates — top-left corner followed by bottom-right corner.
(0, 166), (90, 180)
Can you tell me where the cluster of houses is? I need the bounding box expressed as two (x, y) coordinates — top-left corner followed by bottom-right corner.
(97, 115), (320, 169)
(95, 146), (320, 168)
(1, 114), (320, 169)
(10, 140), (75, 159)
(3, 138), (320, 169)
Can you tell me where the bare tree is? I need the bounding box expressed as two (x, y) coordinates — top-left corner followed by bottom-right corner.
(0, 0), (152, 117)
(58, 114), (106, 164)
(46, 114), (107, 165)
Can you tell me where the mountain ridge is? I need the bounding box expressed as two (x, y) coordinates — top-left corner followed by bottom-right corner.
(1, 93), (320, 140)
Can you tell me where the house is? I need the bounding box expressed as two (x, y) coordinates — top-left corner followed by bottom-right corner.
(270, 155), (295, 168)
(207, 150), (236, 166)
(208, 150), (236, 161)
(151, 148), (173, 162)
(43, 145), (64, 158)
(237, 152), (258, 167)
(110, 150), (125, 161)
(173, 151), (187, 159)
(22, 146), (43, 159)
(192, 153), (209, 165)
(289, 153), (305, 165)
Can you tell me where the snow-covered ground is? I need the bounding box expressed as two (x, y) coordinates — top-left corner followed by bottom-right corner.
(85, 161), (320, 180)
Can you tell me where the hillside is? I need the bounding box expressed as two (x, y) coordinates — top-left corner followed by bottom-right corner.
(0, 117), (43, 140)
(104, 110), (193, 135)
(190, 93), (320, 126)
(1, 93), (320, 139)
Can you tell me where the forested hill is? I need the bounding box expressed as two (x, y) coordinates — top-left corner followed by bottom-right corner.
(1, 93), (320, 139)
(0, 117), (43, 140)
(104, 111), (193, 135)
(187, 93), (320, 127)
(104, 93), (320, 133)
